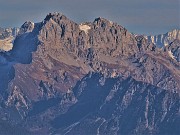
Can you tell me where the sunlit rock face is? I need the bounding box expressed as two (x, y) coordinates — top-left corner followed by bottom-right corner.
(0, 13), (179, 135)
(0, 27), (19, 52)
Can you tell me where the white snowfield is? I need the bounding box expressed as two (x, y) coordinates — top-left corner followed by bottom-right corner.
(79, 24), (91, 34)
(0, 36), (14, 51)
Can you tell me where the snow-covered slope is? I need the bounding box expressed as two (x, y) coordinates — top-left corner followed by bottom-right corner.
(79, 24), (91, 34)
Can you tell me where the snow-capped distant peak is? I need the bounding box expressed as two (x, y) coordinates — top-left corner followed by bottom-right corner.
(147, 29), (180, 48)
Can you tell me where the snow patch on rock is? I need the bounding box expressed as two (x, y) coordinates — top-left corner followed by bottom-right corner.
(79, 24), (91, 34)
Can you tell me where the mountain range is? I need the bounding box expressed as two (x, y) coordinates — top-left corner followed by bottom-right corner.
(0, 13), (179, 135)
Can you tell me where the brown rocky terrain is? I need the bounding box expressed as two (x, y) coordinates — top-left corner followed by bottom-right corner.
(0, 13), (179, 135)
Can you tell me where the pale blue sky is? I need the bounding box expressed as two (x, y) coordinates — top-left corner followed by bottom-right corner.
(0, 0), (179, 35)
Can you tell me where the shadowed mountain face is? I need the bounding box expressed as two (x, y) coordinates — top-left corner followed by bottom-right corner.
(0, 13), (179, 135)
(52, 73), (179, 135)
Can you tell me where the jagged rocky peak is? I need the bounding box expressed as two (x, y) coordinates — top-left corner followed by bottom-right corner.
(79, 17), (118, 35)
(43, 12), (76, 26)
(19, 21), (35, 34)
(147, 29), (180, 48)
(44, 12), (65, 21)
(41, 12), (79, 38)
(93, 17), (126, 31)
(94, 17), (113, 25)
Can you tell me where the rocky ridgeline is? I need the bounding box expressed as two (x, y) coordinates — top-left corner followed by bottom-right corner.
(0, 13), (179, 135)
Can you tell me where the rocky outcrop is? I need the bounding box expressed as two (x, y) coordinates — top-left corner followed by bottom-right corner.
(18, 21), (35, 34)
(0, 27), (19, 52)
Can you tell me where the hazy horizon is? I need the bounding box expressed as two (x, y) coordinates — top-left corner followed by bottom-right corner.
(0, 0), (179, 35)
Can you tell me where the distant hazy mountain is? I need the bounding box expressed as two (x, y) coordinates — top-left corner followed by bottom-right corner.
(0, 13), (179, 135)
(144, 29), (180, 62)
(146, 29), (180, 48)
